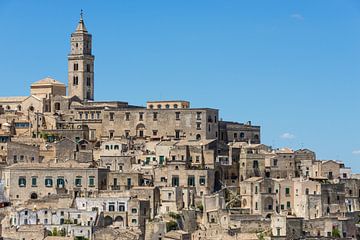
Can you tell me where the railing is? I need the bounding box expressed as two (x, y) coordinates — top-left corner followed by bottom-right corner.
(110, 185), (120, 190)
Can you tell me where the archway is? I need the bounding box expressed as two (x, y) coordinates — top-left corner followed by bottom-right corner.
(114, 216), (124, 227)
(136, 123), (146, 138)
(54, 102), (61, 111)
(30, 192), (38, 199)
(104, 216), (113, 226)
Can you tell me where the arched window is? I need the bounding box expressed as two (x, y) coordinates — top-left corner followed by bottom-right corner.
(254, 134), (259, 140)
(240, 132), (245, 139)
(54, 102), (60, 111)
(173, 104), (178, 109)
(105, 145), (110, 150)
(157, 104), (162, 109)
(6, 105), (10, 110)
(196, 134), (201, 140)
(114, 145), (119, 150)
(30, 192), (38, 199)
(17, 105), (22, 111)
(165, 104), (170, 109)
(149, 105), (154, 109)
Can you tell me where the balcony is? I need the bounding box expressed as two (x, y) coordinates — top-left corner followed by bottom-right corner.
(110, 185), (120, 190)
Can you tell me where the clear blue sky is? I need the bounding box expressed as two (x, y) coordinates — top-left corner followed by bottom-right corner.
(1, 1), (360, 170)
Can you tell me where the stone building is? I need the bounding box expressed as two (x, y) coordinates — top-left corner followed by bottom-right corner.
(2, 161), (108, 202)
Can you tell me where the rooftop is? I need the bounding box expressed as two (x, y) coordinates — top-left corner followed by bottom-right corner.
(31, 77), (66, 87)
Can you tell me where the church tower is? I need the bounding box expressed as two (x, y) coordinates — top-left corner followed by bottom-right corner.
(68, 12), (94, 101)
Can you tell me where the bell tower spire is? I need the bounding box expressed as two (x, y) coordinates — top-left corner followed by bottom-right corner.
(68, 11), (95, 101)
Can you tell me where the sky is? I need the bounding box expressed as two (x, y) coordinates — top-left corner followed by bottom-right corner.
(0, 1), (360, 170)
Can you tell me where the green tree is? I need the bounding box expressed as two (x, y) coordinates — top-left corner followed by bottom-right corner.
(166, 220), (178, 232)
(332, 228), (341, 238)
(52, 227), (58, 236)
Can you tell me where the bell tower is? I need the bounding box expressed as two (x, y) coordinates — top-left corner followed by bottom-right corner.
(68, 11), (95, 101)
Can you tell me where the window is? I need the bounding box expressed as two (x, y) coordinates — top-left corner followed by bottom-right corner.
(125, 130), (130, 138)
(165, 104), (170, 109)
(75, 177), (82, 187)
(172, 176), (179, 187)
(73, 76), (79, 85)
(139, 130), (144, 137)
(175, 112), (180, 120)
(127, 178), (132, 187)
(13, 155), (17, 163)
(18, 177), (26, 187)
(74, 63), (78, 71)
(149, 104), (154, 109)
(157, 104), (162, 109)
(152, 130), (158, 136)
(253, 160), (259, 168)
(87, 64), (91, 72)
(305, 188), (309, 195)
(119, 203), (125, 212)
(153, 112), (158, 121)
(125, 112), (130, 121)
(89, 176), (95, 187)
(255, 186), (258, 194)
(45, 178), (53, 187)
(54, 102), (60, 111)
(174, 104), (178, 109)
(139, 112), (144, 121)
(31, 177), (37, 187)
(108, 203), (115, 212)
(199, 176), (206, 185)
(196, 156), (200, 163)
(188, 176), (195, 186)
(268, 187), (272, 193)
(109, 131), (114, 139)
(109, 112), (114, 121)
(273, 159), (278, 166)
(159, 156), (165, 165)
(285, 188), (290, 196)
(132, 219), (137, 224)
(132, 208), (137, 213)
(196, 122), (201, 130)
(87, 77), (91, 86)
(175, 130), (180, 139)
(240, 132), (245, 139)
(287, 201), (291, 209)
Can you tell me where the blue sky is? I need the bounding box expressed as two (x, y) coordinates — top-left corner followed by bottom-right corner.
(1, 1), (360, 170)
